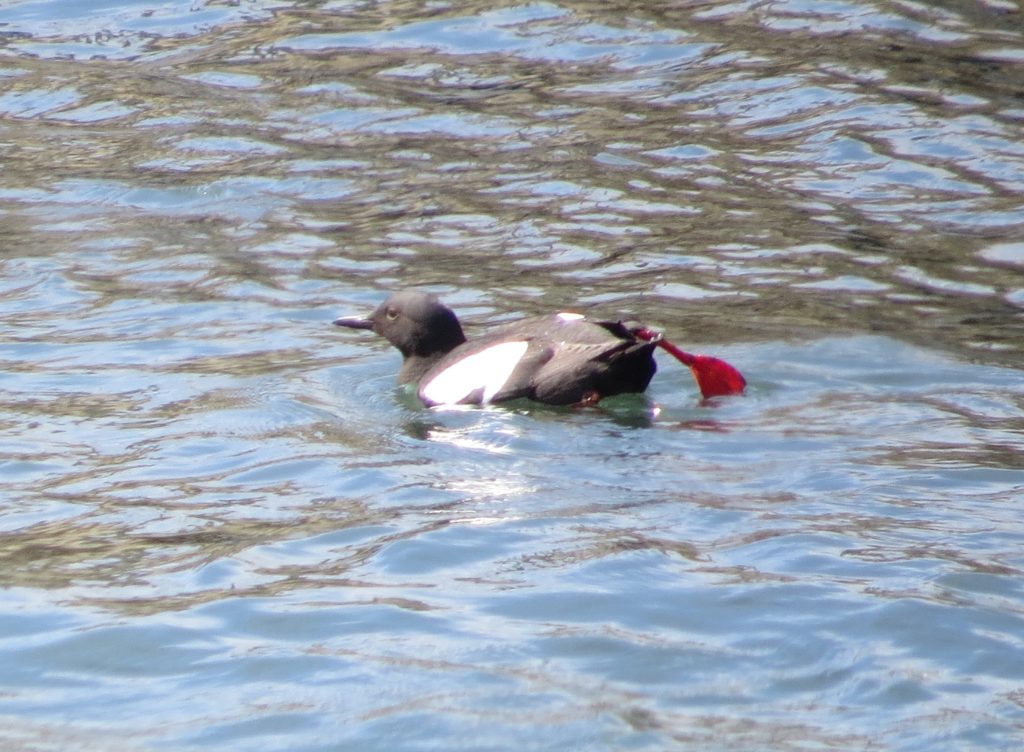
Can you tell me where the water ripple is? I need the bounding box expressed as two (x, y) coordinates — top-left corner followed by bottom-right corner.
(2, 0), (1024, 749)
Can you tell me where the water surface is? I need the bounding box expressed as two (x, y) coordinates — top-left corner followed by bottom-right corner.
(1, 1), (1023, 750)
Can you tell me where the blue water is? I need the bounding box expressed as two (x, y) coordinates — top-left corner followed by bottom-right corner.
(1, 1), (1023, 750)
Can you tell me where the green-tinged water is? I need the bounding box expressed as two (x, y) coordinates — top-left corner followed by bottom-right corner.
(1, 1), (1023, 749)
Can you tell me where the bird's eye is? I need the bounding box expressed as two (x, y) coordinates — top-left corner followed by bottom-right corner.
(386, 308), (399, 321)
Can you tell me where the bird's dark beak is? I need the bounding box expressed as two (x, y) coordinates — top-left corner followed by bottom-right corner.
(333, 315), (374, 330)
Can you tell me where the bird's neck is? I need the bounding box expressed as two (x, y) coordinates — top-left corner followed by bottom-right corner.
(398, 330), (466, 384)
(397, 353), (446, 384)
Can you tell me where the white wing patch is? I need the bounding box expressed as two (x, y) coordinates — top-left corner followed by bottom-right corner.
(419, 340), (530, 406)
(556, 312), (585, 322)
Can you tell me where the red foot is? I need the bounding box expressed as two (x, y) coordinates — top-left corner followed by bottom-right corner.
(634, 327), (746, 399)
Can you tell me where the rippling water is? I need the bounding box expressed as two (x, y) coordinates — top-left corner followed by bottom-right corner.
(2, 1), (1024, 749)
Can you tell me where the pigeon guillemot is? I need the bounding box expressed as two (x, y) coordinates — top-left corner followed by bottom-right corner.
(334, 290), (746, 407)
